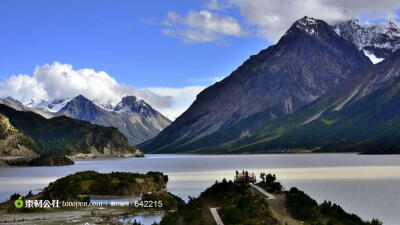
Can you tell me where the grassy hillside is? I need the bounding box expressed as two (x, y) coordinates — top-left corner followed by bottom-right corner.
(42, 171), (168, 200)
(156, 177), (382, 225)
(0, 104), (142, 157)
(231, 77), (400, 154)
(158, 180), (278, 225)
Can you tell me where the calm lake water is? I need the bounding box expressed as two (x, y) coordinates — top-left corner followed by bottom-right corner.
(1, 153), (400, 225)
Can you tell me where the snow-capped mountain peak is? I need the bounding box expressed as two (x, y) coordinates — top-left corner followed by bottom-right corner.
(31, 98), (72, 113)
(92, 98), (118, 111)
(23, 98), (47, 108)
(291, 16), (327, 36)
(114, 96), (156, 117)
(52, 94), (171, 145)
(3, 96), (22, 105)
(333, 19), (400, 63)
(296, 16), (318, 25)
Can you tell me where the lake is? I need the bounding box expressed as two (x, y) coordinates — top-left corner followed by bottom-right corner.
(0, 153), (400, 225)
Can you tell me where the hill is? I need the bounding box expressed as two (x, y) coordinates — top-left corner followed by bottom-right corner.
(0, 104), (143, 159)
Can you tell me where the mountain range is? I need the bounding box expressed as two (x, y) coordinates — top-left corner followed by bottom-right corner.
(0, 95), (171, 145)
(0, 97), (53, 119)
(139, 17), (400, 154)
(0, 104), (143, 166)
(230, 49), (400, 154)
(55, 95), (171, 145)
(2, 17), (400, 156)
(333, 19), (400, 63)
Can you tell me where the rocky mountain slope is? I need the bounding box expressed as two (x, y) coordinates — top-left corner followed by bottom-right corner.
(0, 112), (39, 165)
(0, 97), (53, 119)
(0, 104), (143, 159)
(228, 49), (400, 154)
(1, 95), (171, 145)
(55, 95), (171, 145)
(333, 19), (400, 63)
(139, 16), (371, 153)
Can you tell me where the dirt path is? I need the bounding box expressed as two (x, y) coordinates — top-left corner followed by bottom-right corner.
(267, 194), (303, 225)
(250, 184), (276, 199)
(209, 208), (224, 225)
(250, 185), (302, 225)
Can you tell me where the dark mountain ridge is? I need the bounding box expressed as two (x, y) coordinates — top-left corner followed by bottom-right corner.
(139, 16), (371, 153)
(229, 49), (400, 154)
(0, 104), (143, 158)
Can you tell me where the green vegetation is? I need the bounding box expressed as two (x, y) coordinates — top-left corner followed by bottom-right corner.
(286, 187), (382, 225)
(142, 191), (184, 210)
(233, 77), (400, 154)
(320, 119), (338, 126)
(0, 104), (140, 157)
(156, 175), (382, 225)
(156, 179), (278, 225)
(42, 171), (168, 201)
(258, 173), (283, 193)
(7, 155), (74, 166)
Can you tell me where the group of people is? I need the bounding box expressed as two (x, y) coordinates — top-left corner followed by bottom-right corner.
(236, 170), (250, 182)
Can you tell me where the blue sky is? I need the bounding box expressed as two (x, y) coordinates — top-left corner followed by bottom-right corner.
(0, 0), (399, 119)
(0, 0), (269, 88)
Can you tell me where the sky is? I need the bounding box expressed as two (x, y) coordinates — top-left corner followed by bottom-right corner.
(0, 0), (399, 120)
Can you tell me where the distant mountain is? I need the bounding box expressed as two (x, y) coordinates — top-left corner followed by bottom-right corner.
(1, 94), (171, 145)
(226, 49), (400, 154)
(0, 104), (143, 160)
(333, 19), (400, 63)
(0, 97), (53, 119)
(139, 16), (371, 153)
(56, 95), (171, 145)
(35, 98), (72, 113)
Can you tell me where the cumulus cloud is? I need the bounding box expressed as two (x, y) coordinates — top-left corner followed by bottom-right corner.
(228, 0), (400, 41)
(162, 10), (246, 42)
(147, 86), (207, 120)
(162, 0), (399, 43)
(206, 0), (231, 11)
(0, 62), (206, 120)
(0, 74), (47, 103)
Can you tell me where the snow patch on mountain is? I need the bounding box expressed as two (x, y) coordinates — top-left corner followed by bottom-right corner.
(32, 98), (72, 113)
(92, 99), (118, 111)
(363, 50), (385, 64)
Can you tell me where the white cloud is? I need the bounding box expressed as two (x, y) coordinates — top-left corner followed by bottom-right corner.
(228, 0), (400, 41)
(162, 10), (246, 42)
(147, 86), (207, 120)
(0, 74), (47, 103)
(206, 0), (231, 11)
(0, 62), (207, 121)
(162, 0), (399, 43)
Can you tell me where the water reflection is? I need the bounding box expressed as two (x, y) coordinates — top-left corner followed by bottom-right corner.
(119, 211), (165, 225)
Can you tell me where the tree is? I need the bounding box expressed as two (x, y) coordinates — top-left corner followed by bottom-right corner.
(260, 173), (266, 183)
(265, 173), (276, 185)
(9, 193), (21, 201)
(369, 219), (383, 225)
(271, 182), (283, 193)
(25, 190), (33, 197)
